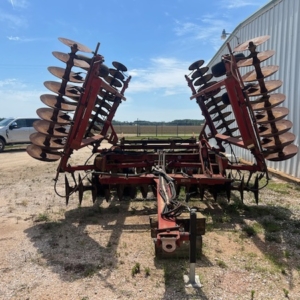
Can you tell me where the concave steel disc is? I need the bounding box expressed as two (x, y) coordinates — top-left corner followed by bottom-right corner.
(44, 81), (82, 98)
(33, 120), (69, 137)
(237, 50), (275, 67)
(205, 96), (222, 109)
(212, 111), (231, 122)
(242, 65), (279, 82)
(98, 89), (116, 101)
(251, 93), (286, 111)
(194, 74), (213, 87)
(112, 61), (127, 72)
(197, 81), (221, 99)
(258, 120), (293, 138)
(27, 144), (61, 162)
(222, 127), (239, 136)
(104, 76), (122, 88)
(52, 51), (90, 69)
(40, 94), (77, 111)
(92, 107), (109, 117)
(30, 132), (67, 150)
(216, 119), (235, 130)
(109, 69), (125, 81)
(36, 107), (72, 125)
(58, 37), (92, 53)
(234, 35), (270, 52)
(191, 67), (209, 79)
(264, 144), (298, 162)
(95, 98), (112, 111)
(188, 60), (204, 71)
(261, 132), (296, 149)
(255, 107), (289, 124)
(247, 80), (283, 97)
(48, 66), (85, 83)
(209, 103), (228, 115)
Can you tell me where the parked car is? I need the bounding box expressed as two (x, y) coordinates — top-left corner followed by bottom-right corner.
(0, 117), (39, 152)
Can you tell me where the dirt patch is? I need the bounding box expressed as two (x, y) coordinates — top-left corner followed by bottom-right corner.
(1, 144), (300, 299)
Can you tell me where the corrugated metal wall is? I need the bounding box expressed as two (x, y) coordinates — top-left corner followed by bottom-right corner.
(206, 0), (300, 178)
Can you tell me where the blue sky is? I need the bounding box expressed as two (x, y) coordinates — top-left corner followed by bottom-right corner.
(1, 0), (270, 122)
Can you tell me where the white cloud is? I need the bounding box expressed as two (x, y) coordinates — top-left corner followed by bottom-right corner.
(8, 0), (29, 9)
(0, 11), (27, 28)
(7, 36), (38, 42)
(127, 57), (191, 96)
(220, 0), (265, 8)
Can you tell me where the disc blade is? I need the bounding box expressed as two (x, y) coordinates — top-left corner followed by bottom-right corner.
(44, 81), (82, 98)
(261, 132), (296, 149)
(40, 94), (77, 111)
(109, 69), (125, 81)
(189, 60), (204, 71)
(205, 96), (222, 109)
(33, 120), (70, 137)
(251, 93), (286, 111)
(258, 120), (293, 138)
(209, 104), (228, 115)
(36, 107), (72, 125)
(194, 74), (213, 86)
(98, 89), (116, 101)
(104, 76), (122, 88)
(27, 144), (61, 162)
(234, 35), (270, 52)
(48, 66), (85, 83)
(52, 51), (90, 69)
(242, 65), (279, 82)
(30, 132), (67, 149)
(216, 119), (235, 130)
(255, 107), (289, 124)
(197, 81), (221, 99)
(58, 37), (92, 53)
(222, 127), (239, 135)
(112, 61), (127, 72)
(237, 50), (275, 67)
(264, 144), (298, 162)
(191, 67), (209, 79)
(212, 111), (231, 122)
(96, 98), (112, 111)
(247, 80), (283, 97)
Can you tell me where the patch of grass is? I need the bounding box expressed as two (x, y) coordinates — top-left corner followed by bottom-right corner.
(144, 267), (151, 277)
(35, 213), (50, 222)
(283, 288), (289, 298)
(267, 181), (292, 195)
(265, 232), (282, 243)
(262, 219), (281, 233)
(131, 262), (140, 277)
(242, 223), (263, 237)
(216, 259), (227, 268)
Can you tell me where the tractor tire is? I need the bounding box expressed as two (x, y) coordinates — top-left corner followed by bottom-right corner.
(0, 138), (5, 152)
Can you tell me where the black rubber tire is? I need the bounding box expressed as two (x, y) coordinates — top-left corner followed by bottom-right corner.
(0, 138), (5, 152)
(211, 53), (245, 78)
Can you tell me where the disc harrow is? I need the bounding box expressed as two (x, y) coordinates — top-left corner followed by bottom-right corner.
(26, 35), (297, 258)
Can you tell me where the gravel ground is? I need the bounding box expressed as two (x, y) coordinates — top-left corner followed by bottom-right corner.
(1, 144), (300, 299)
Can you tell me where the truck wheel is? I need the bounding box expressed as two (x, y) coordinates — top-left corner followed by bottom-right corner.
(0, 138), (5, 152)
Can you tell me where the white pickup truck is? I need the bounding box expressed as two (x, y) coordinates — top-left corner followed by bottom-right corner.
(0, 117), (39, 152)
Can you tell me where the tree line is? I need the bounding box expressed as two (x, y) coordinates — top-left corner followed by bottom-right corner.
(112, 119), (204, 126)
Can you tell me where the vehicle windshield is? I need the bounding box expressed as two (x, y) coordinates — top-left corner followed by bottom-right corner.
(0, 118), (14, 126)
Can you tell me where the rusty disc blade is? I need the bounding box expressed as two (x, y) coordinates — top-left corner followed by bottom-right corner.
(36, 107), (72, 125)
(58, 37), (92, 53)
(237, 50), (275, 67)
(189, 59), (204, 71)
(197, 81), (221, 99)
(194, 74), (213, 87)
(251, 93), (286, 111)
(109, 68), (125, 81)
(52, 51), (90, 69)
(255, 107), (289, 124)
(206, 96), (222, 109)
(96, 98), (112, 111)
(27, 144), (61, 162)
(209, 103), (227, 115)
(212, 111), (231, 122)
(48, 66), (85, 83)
(264, 144), (298, 162)
(40, 94), (77, 111)
(33, 120), (69, 137)
(242, 65), (279, 82)
(258, 120), (293, 138)
(112, 61), (127, 72)
(104, 76), (122, 88)
(30, 132), (67, 150)
(261, 132), (296, 150)
(247, 80), (283, 97)
(216, 119), (235, 130)
(44, 81), (82, 98)
(191, 67), (209, 79)
(234, 35), (270, 52)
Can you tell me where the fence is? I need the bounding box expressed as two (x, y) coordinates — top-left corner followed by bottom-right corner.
(112, 125), (203, 137)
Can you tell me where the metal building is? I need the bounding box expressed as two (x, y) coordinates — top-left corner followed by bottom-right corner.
(206, 0), (300, 179)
